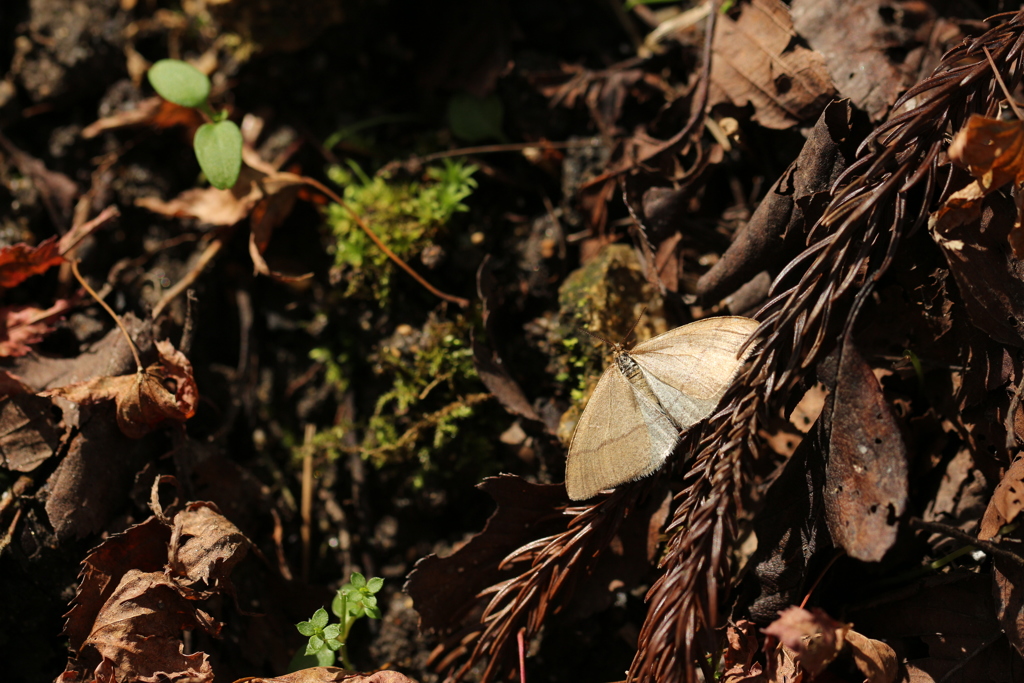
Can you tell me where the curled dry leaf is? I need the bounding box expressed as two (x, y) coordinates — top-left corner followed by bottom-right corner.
(709, 0), (836, 130)
(168, 501), (251, 590)
(137, 166), (312, 281)
(41, 339), (198, 439)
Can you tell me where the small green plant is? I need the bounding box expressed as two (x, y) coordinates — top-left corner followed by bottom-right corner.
(147, 59), (242, 190)
(325, 158), (477, 301)
(294, 573), (384, 670)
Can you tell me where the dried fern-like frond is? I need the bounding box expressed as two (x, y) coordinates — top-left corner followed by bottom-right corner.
(630, 12), (1024, 682)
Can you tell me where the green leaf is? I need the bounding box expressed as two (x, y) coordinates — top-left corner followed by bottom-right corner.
(310, 607), (329, 630)
(194, 120), (243, 190)
(361, 594), (377, 608)
(147, 59), (210, 109)
(305, 635), (325, 655)
(323, 623), (341, 640)
(325, 638), (343, 651)
(367, 577), (384, 593)
(350, 572), (366, 589)
(365, 605), (382, 619)
(296, 620), (316, 637)
(315, 647), (336, 667)
(331, 593), (346, 617)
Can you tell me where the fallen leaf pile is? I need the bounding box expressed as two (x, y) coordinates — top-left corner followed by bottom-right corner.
(58, 499), (250, 683)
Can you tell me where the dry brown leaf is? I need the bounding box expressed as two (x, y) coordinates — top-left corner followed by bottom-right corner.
(61, 495), (257, 683)
(722, 620), (766, 683)
(709, 0), (836, 129)
(845, 630), (899, 683)
(74, 569), (216, 683)
(824, 337), (908, 562)
(0, 299), (73, 357)
(949, 114), (1024, 191)
(0, 394), (60, 472)
(762, 606), (849, 675)
(41, 339), (198, 438)
(168, 501), (251, 590)
(947, 114), (1024, 258)
(0, 236), (64, 289)
(790, 0), (929, 122)
(137, 166), (312, 280)
(979, 454), (1024, 540)
(81, 96), (204, 138)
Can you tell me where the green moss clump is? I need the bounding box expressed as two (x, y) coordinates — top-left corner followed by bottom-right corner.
(553, 244), (663, 443)
(311, 314), (491, 484)
(324, 159), (477, 302)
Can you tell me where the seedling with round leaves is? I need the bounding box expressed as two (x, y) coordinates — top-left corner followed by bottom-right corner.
(293, 572), (384, 670)
(147, 59), (242, 190)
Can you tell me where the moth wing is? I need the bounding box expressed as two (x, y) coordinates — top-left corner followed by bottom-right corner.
(631, 316), (758, 430)
(565, 365), (678, 500)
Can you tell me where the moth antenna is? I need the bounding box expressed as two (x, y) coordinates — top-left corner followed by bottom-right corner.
(577, 326), (617, 349)
(620, 306), (648, 345)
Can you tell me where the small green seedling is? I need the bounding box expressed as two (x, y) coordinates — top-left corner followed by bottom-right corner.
(147, 59), (242, 190)
(294, 573), (384, 670)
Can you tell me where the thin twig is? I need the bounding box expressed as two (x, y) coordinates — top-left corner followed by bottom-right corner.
(152, 231), (229, 319)
(70, 259), (143, 372)
(908, 518), (1024, 570)
(301, 422), (316, 583)
(299, 176), (471, 308)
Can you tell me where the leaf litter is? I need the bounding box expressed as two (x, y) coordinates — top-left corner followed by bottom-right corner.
(5, 2), (1024, 683)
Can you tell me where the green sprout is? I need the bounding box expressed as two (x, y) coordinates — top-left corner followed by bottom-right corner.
(294, 573), (384, 670)
(147, 59), (242, 190)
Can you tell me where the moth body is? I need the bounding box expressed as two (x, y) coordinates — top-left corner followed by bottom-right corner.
(564, 316), (759, 501)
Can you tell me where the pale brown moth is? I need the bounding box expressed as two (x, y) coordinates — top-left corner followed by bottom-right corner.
(564, 316), (759, 500)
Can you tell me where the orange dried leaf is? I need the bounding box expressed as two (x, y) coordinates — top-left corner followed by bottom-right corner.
(81, 96), (204, 138)
(948, 114), (1024, 190)
(41, 340), (198, 438)
(0, 236), (64, 289)
(0, 299), (73, 357)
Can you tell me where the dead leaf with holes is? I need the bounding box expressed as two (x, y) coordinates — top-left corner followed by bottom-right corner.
(709, 0), (836, 130)
(979, 455), (1024, 540)
(41, 340), (198, 438)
